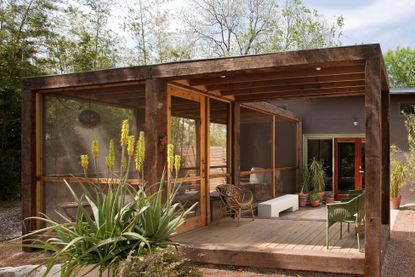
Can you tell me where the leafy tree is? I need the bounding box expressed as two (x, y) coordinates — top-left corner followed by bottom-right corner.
(384, 47), (415, 88)
(0, 0), (56, 200)
(45, 0), (120, 73)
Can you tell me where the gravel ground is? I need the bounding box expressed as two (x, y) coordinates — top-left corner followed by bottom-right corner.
(0, 201), (21, 241)
(382, 208), (415, 277)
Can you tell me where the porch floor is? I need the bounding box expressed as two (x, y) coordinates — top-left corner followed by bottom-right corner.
(173, 217), (365, 275)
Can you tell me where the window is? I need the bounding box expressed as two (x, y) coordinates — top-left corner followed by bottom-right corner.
(400, 103), (415, 115)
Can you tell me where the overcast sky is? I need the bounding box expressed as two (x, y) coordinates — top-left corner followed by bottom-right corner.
(303, 0), (415, 51)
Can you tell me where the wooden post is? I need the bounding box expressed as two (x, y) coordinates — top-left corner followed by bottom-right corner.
(296, 120), (303, 192)
(21, 87), (36, 250)
(364, 57), (383, 277)
(144, 79), (168, 193)
(272, 116), (276, 197)
(381, 90), (391, 227)
(232, 102), (241, 186)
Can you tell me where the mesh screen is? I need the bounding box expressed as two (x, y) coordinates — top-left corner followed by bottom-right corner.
(275, 169), (297, 195)
(276, 120), (297, 167)
(43, 96), (139, 177)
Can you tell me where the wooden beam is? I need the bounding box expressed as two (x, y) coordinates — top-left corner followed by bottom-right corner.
(21, 88), (36, 250)
(25, 45), (383, 91)
(221, 80), (366, 96)
(206, 73), (365, 91)
(364, 57), (383, 277)
(241, 102), (300, 122)
(144, 79), (168, 193)
(296, 120), (303, 192)
(232, 102), (241, 186)
(190, 64), (365, 86)
(235, 87), (366, 102)
(381, 90), (391, 227)
(154, 46), (370, 79)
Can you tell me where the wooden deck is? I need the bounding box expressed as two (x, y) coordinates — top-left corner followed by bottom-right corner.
(173, 218), (365, 275)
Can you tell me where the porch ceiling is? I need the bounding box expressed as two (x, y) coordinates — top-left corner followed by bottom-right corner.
(25, 44), (389, 105)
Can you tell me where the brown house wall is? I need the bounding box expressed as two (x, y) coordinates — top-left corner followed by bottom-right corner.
(270, 94), (411, 151)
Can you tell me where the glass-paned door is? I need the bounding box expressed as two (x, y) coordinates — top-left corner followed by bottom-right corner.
(168, 86), (206, 232)
(334, 138), (365, 198)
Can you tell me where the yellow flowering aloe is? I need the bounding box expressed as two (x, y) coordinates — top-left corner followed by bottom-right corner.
(91, 140), (99, 170)
(135, 131), (145, 173)
(167, 144), (174, 174)
(127, 136), (135, 157)
(80, 154), (89, 177)
(174, 155), (181, 178)
(104, 140), (115, 174)
(121, 120), (129, 147)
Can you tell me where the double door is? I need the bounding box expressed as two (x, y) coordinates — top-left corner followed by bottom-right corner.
(334, 138), (365, 199)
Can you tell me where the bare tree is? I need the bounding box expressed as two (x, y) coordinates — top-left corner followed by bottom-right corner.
(182, 0), (343, 57)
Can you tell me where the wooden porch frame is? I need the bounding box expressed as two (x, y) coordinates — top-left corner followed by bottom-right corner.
(22, 44), (389, 276)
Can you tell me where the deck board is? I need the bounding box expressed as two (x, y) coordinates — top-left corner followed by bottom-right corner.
(173, 218), (365, 275)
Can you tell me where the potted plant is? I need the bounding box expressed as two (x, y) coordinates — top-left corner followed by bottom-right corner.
(309, 192), (321, 207)
(390, 159), (409, 209)
(309, 158), (326, 199)
(298, 165), (310, 207)
(324, 191), (335, 204)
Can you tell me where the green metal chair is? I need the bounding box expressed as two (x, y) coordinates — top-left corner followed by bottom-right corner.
(326, 192), (365, 250)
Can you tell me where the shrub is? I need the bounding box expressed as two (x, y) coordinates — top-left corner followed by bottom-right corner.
(117, 246), (201, 277)
(309, 158), (325, 192)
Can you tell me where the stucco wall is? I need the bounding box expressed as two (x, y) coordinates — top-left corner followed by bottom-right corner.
(270, 94), (412, 151)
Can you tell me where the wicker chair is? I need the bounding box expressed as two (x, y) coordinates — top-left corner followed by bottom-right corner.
(326, 192), (365, 250)
(216, 184), (255, 226)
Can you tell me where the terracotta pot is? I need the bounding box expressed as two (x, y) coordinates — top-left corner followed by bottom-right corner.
(325, 197), (335, 204)
(391, 195), (401, 209)
(310, 199), (320, 207)
(299, 193), (309, 207)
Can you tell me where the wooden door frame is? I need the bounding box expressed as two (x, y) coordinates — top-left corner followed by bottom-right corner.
(334, 138), (365, 198)
(167, 85), (207, 233)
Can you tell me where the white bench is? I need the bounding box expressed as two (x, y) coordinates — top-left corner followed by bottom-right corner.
(258, 194), (299, 218)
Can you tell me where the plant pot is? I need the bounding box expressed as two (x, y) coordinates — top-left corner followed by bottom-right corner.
(325, 197), (334, 204)
(310, 199), (320, 207)
(391, 195), (402, 209)
(298, 193), (309, 207)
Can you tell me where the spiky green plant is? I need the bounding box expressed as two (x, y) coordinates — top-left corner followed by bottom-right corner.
(300, 165), (310, 193)
(309, 158), (325, 193)
(390, 159), (409, 198)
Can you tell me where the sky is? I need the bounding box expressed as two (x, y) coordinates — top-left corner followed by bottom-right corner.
(303, 0), (415, 51)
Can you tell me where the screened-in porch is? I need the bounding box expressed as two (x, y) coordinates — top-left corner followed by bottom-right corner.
(23, 44), (390, 275)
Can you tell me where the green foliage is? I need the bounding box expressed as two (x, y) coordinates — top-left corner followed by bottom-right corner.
(300, 165), (310, 193)
(309, 158), (325, 192)
(384, 47), (415, 88)
(390, 159), (409, 198)
(13, 120), (193, 276)
(309, 192), (321, 201)
(117, 246), (201, 277)
(0, 0), (56, 200)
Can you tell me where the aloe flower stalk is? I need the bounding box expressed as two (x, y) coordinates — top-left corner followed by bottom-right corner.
(105, 140), (115, 179)
(135, 132), (145, 173)
(120, 120), (129, 177)
(174, 155), (181, 178)
(127, 136), (135, 157)
(80, 155), (89, 177)
(167, 144), (174, 175)
(91, 140), (99, 171)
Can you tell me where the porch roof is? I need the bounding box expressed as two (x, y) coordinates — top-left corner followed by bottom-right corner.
(24, 44), (389, 106)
